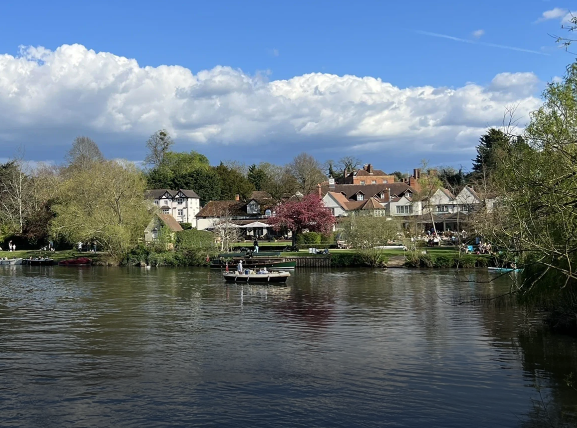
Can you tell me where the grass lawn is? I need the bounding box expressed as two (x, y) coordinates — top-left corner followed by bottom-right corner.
(231, 240), (292, 248)
(1, 249), (107, 263)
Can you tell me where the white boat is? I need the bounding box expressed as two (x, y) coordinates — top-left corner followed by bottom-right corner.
(488, 266), (523, 273)
(0, 258), (23, 265)
(223, 270), (291, 283)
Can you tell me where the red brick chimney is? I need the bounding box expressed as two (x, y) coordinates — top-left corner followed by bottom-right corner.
(317, 183), (322, 198)
(367, 164), (373, 174)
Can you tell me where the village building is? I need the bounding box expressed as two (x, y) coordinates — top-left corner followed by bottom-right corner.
(196, 194), (276, 239)
(146, 189), (200, 227)
(144, 213), (184, 248)
(339, 164), (397, 185)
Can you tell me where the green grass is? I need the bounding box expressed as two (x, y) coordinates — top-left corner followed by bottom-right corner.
(2, 249), (107, 263)
(231, 240), (292, 248)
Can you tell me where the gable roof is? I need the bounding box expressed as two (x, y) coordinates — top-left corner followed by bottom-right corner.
(326, 191), (350, 210)
(439, 188), (455, 200)
(250, 190), (272, 200)
(157, 214), (183, 232)
(196, 199), (275, 218)
(359, 197), (384, 210)
(146, 189), (199, 199)
(322, 183), (416, 201)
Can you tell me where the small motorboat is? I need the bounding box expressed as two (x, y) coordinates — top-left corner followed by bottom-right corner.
(23, 258), (55, 266)
(488, 266), (523, 273)
(0, 258), (23, 265)
(58, 257), (92, 266)
(223, 270), (291, 283)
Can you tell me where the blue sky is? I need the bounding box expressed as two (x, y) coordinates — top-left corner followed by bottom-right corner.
(0, 0), (574, 172)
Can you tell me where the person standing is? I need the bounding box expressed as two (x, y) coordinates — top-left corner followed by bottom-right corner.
(253, 238), (259, 254)
(237, 260), (243, 273)
(8, 240), (12, 252)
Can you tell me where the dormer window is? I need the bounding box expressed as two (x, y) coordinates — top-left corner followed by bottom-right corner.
(357, 193), (364, 201)
(360, 180), (365, 185)
(247, 200), (260, 214)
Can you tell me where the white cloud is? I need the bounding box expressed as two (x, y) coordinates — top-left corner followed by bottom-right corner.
(535, 7), (576, 23)
(472, 29), (485, 38)
(0, 44), (543, 163)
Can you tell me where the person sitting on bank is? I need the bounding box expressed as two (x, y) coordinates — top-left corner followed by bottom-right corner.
(253, 239), (259, 253)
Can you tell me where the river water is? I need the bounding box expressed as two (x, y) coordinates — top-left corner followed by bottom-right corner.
(0, 266), (575, 427)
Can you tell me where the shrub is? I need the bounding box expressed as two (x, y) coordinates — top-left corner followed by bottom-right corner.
(359, 249), (388, 267)
(302, 232), (322, 245)
(330, 252), (365, 267)
(456, 254), (477, 268)
(419, 253), (434, 268)
(176, 229), (215, 251)
(433, 255), (454, 268)
(320, 233), (335, 245)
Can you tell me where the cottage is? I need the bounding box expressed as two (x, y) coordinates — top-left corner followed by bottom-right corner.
(146, 189), (200, 227)
(144, 213), (184, 248)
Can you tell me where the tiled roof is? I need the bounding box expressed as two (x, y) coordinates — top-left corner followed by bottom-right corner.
(323, 183), (416, 201)
(196, 199), (275, 218)
(250, 191), (272, 200)
(157, 214), (184, 232)
(348, 168), (387, 177)
(146, 189), (199, 199)
(359, 197), (384, 210)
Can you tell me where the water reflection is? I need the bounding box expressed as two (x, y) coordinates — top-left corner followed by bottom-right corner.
(0, 266), (576, 427)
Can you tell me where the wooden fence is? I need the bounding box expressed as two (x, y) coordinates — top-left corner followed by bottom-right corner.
(284, 257), (331, 268)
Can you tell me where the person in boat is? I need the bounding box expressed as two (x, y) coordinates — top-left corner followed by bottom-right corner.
(253, 238), (259, 254)
(258, 267), (268, 274)
(237, 260), (243, 273)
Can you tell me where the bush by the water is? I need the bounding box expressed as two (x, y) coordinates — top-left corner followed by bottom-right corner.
(404, 252), (488, 268)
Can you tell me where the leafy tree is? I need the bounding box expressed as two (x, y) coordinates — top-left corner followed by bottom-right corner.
(146, 150), (212, 195)
(173, 168), (222, 205)
(471, 128), (510, 177)
(288, 153), (326, 195)
(247, 164), (268, 191)
(0, 159), (33, 235)
(323, 159), (343, 180)
(50, 160), (150, 261)
(437, 167), (466, 189)
(65, 136), (104, 172)
(268, 194), (335, 245)
(341, 215), (400, 249)
(145, 129), (174, 168)
(391, 171), (407, 182)
(215, 162), (254, 200)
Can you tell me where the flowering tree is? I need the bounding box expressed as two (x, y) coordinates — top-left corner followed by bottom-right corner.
(269, 194), (335, 245)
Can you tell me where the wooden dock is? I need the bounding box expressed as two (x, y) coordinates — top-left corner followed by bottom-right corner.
(284, 257), (331, 268)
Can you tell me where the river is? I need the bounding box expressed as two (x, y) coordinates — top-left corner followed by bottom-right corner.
(0, 266), (575, 427)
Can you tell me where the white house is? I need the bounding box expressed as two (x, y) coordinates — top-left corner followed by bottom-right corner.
(146, 189), (200, 227)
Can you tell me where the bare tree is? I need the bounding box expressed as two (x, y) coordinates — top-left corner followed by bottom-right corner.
(65, 136), (104, 171)
(145, 129), (174, 168)
(0, 157), (33, 234)
(338, 156), (362, 174)
(288, 153), (326, 196)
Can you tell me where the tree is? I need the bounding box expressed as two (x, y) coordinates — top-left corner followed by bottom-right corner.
(323, 159), (342, 180)
(268, 194), (335, 245)
(50, 160), (150, 261)
(391, 171), (408, 182)
(258, 163), (299, 202)
(341, 215), (400, 249)
(65, 136), (104, 171)
(0, 158), (33, 235)
(437, 167), (466, 189)
(414, 162), (443, 236)
(215, 163), (254, 200)
(471, 128), (510, 178)
(288, 153), (326, 195)
(173, 168), (222, 205)
(145, 129), (174, 168)
(338, 156), (362, 174)
(247, 164), (268, 191)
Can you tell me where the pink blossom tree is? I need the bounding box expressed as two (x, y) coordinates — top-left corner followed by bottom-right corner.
(269, 194), (336, 246)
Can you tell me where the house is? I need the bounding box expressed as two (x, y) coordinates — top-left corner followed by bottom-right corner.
(144, 213), (184, 248)
(146, 189), (200, 227)
(323, 192), (388, 217)
(340, 164), (397, 185)
(196, 195), (276, 238)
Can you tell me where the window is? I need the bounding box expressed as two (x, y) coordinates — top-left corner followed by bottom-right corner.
(162, 207), (170, 214)
(177, 209), (183, 216)
(357, 193), (364, 201)
(371, 180), (376, 184)
(164, 200), (169, 205)
(360, 181), (365, 185)
(396, 205), (413, 214)
(436, 205), (449, 213)
(177, 198), (184, 204)
(154, 200), (159, 205)
(383, 179), (388, 183)
(460, 205), (470, 212)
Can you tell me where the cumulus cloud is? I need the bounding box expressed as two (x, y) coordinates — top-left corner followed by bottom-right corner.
(0, 44), (543, 164)
(472, 29), (485, 38)
(535, 7), (576, 23)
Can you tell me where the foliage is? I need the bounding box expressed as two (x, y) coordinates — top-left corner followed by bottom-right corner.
(437, 167), (466, 189)
(214, 162), (254, 200)
(340, 215), (400, 249)
(301, 232), (322, 245)
(247, 164), (268, 191)
(145, 129), (174, 167)
(391, 171), (407, 181)
(268, 193), (336, 245)
(359, 249), (388, 267)
(50, 160), (151, 262)
(471, 128), (512, 178)
(176, 229), (215, 251)
(329, 252), (365, 267)
(260, 163), (298, 201)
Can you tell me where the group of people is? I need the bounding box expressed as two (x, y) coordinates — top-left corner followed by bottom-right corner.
(77, 241), (97, 253)
(5, 240), (16, 252)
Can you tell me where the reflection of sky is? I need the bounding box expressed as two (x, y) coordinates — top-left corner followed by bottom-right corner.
(0, 266), (556, 427)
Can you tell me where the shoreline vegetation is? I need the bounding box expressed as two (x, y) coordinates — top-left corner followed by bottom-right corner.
(2, 245), (492, 269)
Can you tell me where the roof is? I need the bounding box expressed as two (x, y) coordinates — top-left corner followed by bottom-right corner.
(326, 192), (384, 211)
(359, 197), (384, 210)
(157, 214), (183, 232)
(322, 183), (416, 201)
(250, 190), (272, 200)
(439, 188), (455, 200)
(196, 199), (275, 218)
(348, 168), (387, 177)
(326, 191), (350, 210)
(146, 189), (199, 199)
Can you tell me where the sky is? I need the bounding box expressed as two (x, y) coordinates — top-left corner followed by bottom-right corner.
(0, 0), (574, 173)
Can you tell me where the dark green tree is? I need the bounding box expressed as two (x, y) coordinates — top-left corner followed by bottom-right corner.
(472, 128), (510, 176)
(247, 164), (268, 191)
(215, 163), (254, 200)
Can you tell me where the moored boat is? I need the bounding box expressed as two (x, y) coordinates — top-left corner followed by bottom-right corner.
(223, 270), (290, 283)
(58, 257), (92, 266)
(488, 266), (523, 273)
(23, 258), (55, 266)
(0, 258), (23, 265)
